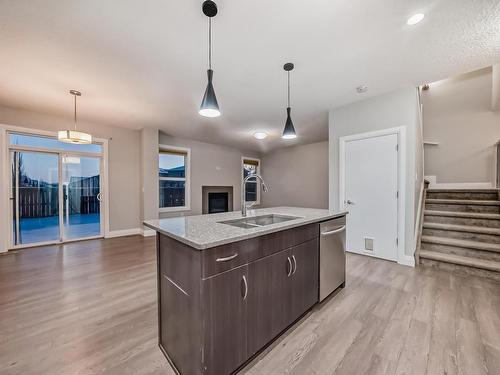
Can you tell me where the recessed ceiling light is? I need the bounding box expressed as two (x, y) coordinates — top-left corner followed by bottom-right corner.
(356, 85), (368, 94)
(253, 132), (268, 140)
(407, 13), (425, 25)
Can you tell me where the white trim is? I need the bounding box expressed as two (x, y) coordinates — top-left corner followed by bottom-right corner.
(346, 249), (415, 267)
(0, 127), (7, 253)
(159, 144), (191, 213)
(413, 182), (425, 244)
(339, 126), (407, 265)
(398, 255), (415, 267)
(425, 175), (494, 189)
(106, 228), (141, 238)
(242, 156), (262, 205)
(102, 139), (111, 238)
(141, 228), (157, 237)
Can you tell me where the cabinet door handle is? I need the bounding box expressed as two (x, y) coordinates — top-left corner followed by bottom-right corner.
(321, 225), (346, 236)
(242, 275), (248, 301)
(286, 257), (292, 277)
(216, 253), (238, 262)
(291, 255), (297, 275)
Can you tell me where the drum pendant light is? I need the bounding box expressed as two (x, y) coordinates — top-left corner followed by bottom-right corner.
(58, 90), (92, 144)
(282, 63), (297, 139)
(199, 1), (220, 117)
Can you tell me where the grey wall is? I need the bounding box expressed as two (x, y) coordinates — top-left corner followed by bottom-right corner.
(422, 67), (500, 184)
(260, 141), (329, 209)
(140, 128), (159, 228)
(158, 132), (260, 218)
(0, 105), (141, 233)
(329, 88), (420, 257)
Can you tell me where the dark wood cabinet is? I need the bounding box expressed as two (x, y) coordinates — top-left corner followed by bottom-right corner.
(202, 265), (249, 375)
(247, 248), (291, 356)
(157, 223), (321, 375)
(289, 239), (320, 321)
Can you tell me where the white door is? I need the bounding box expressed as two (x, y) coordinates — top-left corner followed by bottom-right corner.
(344, 133), (399, 261)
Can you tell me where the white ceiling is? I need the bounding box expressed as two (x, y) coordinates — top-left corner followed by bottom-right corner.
(0, 0), (499, 152)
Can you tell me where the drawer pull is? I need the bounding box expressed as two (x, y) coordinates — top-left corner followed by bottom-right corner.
(216, 253), (239, 262)
(291, 255), (297, 275)
(287, 257), (292, 277)
(321, 225), (346, 236)
(242, 275), (248, 300)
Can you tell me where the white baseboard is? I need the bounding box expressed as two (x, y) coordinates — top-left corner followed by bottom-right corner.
(106, 228), (141, 238)
(347, 249), (415, 268)
(105, 227), (156, 238)
(398, 255), (415, 267)
(425, 175), (494, 189)
(141, 228), (156, 237)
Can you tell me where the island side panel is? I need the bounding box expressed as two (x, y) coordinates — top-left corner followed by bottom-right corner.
(158, 233), (203, 375)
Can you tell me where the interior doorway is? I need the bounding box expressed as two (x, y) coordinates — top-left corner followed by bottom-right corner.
(339, 127), (404, 262)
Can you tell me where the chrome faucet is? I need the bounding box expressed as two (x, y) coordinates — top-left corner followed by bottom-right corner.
(241, 173), (269, 216)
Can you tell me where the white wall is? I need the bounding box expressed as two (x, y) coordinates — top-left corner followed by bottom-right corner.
(329, 88), (421, 258)
(0, 105), (141, 240)
(422, 68), (500, 185)
(261, 141), (329, 209)
(158, 132), (260, 218)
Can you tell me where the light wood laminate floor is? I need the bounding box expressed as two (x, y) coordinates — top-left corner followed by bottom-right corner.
(1, 236), (499, 375)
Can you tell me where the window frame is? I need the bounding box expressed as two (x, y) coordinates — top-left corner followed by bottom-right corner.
(159, 145), (191, 213)
(241, 156), (261, 205)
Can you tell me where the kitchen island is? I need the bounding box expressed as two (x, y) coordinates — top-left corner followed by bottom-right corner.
(144, 207), (347, 375)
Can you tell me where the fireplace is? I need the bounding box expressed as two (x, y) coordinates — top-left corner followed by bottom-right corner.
(202, 186), (233, 214)
(208, 192), (229, 214)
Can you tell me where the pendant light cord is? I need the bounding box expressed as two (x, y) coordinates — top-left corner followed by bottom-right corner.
(74, 94), (77, 130)
(287, 71), (291, 107)
(208, 18), (212, 69)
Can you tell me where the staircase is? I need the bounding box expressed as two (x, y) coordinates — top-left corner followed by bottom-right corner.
(419, 189), (500, 281)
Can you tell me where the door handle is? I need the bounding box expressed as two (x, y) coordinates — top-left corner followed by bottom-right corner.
(346, 200), (355, 205)
(241, 275), (248, 301)
(291, 255), (297, 275)
(286, 257), (292, 277)
(216, 253), (238, 262)
(97, 192), (102, 202)
(321, 225), (346, 236)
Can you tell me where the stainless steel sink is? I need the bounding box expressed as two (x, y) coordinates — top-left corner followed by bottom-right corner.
(219, 214), (300, 229)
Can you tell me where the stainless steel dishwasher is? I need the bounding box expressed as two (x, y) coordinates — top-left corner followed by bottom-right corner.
(319, 216), (346, 301)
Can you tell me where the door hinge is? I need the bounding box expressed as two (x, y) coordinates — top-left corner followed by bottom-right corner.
(396, 191), (399, 199)
(396, 144), (399, 151)
(396, 238), (399, 246)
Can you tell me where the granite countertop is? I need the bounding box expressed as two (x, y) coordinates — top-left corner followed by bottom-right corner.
(143, 207), (348, 250)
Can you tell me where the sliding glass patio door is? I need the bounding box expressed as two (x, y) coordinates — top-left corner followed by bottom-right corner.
(10, 150), (60, 245)
(62, 155), (102, 240)
(10, 147), (103, 247)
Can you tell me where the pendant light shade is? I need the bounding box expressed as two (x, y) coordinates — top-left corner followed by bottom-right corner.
(199, 69), (220, 117)
(282, 107), (297, 139)
(58, 90), (92, 144)
(199, 1), (220, 117)
(282, 63), (297, 139)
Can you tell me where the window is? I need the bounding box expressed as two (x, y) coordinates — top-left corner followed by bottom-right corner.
(159, 146), (190, 212)
(242, 157), (261, 204)
(10, 133), (102, 153)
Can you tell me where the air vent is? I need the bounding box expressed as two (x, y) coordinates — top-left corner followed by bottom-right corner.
(364, 237), (374, 251)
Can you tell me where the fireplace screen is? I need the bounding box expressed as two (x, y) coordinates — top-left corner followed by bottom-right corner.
(208, 192), (229, 214)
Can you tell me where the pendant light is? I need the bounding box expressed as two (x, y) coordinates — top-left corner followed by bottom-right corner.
(58, 90), (92, 144)
(199, 0), (220, 117)
(282, 63), (297, 139)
